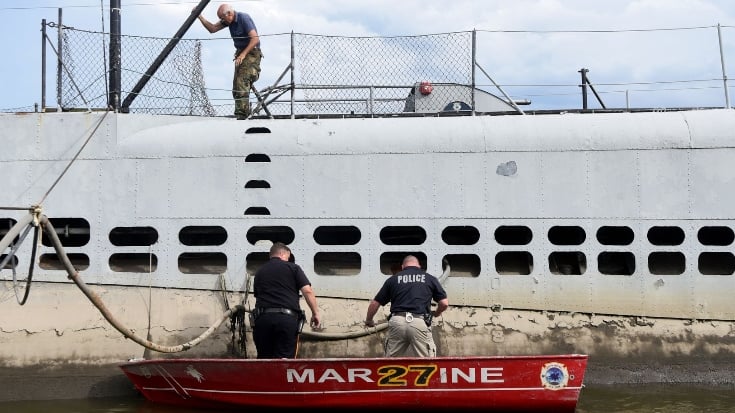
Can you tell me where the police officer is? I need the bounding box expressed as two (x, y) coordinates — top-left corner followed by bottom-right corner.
(365, 255), (448, 357)
(252, 242), (320, 358)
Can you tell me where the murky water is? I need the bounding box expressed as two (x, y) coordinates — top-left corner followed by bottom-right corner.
(1, 384), (733, 412)
(576, 384), (735, 413)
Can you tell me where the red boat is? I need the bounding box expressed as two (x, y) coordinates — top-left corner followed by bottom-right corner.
(120, 354), (588, 412)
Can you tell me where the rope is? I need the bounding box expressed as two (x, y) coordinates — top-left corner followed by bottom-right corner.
(301, 259), (449, 341)
(37, 110), (110, 206)
(301, 322), (388, 340)
(0, 212), (35, 253)
(4, 212), (450, 351)
(219, 272), (249, 357)
(0, 210), (41, 306)
(0, 224), (30, 271)
(39, 213), (244, 353)
(219, 273), (231, 311)
(3, 213), (253, 354)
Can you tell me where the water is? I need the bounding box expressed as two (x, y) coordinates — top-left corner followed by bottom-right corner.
(1, 384), (733, 412)
(577, 384), (735, 412)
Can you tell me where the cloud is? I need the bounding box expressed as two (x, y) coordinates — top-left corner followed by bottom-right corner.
(2, 0), (734, 112)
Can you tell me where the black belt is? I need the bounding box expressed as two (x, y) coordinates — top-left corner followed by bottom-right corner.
(391, 312), (427, 317)
(258, 307), (298, 317)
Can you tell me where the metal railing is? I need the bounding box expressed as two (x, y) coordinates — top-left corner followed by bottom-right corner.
(19, 16), (735, 116)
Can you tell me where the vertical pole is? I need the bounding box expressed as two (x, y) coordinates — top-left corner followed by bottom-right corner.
(579, 68), (589, 110)
(369, 86), (374, 115)
(471, 30), (476, 116)
(109, 0), (122, 111)
(717, 24), (731, 109)
(121, 0), (209, 111)
(290, 31), (295, 119)
(56, 8), (63, 111)
(41, 19), (47, 112)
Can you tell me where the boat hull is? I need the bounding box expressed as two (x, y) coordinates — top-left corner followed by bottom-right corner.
(119, 354), (587, 411)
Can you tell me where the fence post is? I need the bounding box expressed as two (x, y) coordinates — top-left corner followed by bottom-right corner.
(109, 0), (121, 111)
(579, 68), (589, 110)
(56, 8), (62, 111)
(471, 29), (476, 116)
(41, 19), (46, 112)
(291, 31), (295, 118)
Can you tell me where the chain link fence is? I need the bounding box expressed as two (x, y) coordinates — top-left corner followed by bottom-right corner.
(50, 24), (475, 117)
(291, 32), (472, 115)
(8, 22), (731, 116)
(59, 27), (214, 116)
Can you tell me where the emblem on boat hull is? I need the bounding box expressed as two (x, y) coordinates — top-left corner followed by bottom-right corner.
(540, 362), (569, 390)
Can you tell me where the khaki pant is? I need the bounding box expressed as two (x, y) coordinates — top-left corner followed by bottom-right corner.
(233, 48), (262, 117)
(384, 314), (437, 357)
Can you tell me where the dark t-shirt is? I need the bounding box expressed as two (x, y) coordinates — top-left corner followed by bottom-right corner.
(225, 11), (260, 50)
(373, 266), (447, 314)
(253, 257), (311, 311)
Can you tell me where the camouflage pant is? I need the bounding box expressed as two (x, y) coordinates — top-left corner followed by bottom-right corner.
(233, 48), (262, 117)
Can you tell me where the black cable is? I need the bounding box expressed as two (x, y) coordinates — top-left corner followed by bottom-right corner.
(0, 223), (37, 306)
(15, 224), (39, 306)
(0, 1), (261, 12)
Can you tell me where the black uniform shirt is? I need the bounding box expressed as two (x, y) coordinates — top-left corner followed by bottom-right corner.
(373, 266), (447, 314)
(253, 257), (311, 311)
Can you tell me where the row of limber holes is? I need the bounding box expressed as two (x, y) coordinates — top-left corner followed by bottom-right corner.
(3, 219), (734, 247)
(9, 249), (733, 277)
(2, 219), (734, 276)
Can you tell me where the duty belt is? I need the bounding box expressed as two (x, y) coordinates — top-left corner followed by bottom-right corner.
(391, 312), (427, 322)
(258, 307), (298, 317)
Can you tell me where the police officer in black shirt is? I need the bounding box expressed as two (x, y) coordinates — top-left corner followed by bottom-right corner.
(252, 242), (320, 358)
(365, 255), (448, 357)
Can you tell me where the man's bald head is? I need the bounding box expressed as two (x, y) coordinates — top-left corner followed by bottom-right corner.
(217, 3), (234, 19)
(402, 255), (420, 268)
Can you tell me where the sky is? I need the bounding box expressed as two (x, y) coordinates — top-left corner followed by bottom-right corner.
(2, 0), (735, 113)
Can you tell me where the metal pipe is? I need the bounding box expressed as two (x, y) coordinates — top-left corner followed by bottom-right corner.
(56, 8), (62, 111)
(475, 62), (524, 115)
(471, 29), (476, 116)
(41, 19), (46, 111)
(109, 0), (121, 111)
(121, 0), (211, 111)
(291, 31), (295, 119)
(717, 23), (731, 109)
(0, 213), (35, 254)
(587, 82), (607, 109)
(579, 68), (589, 110)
